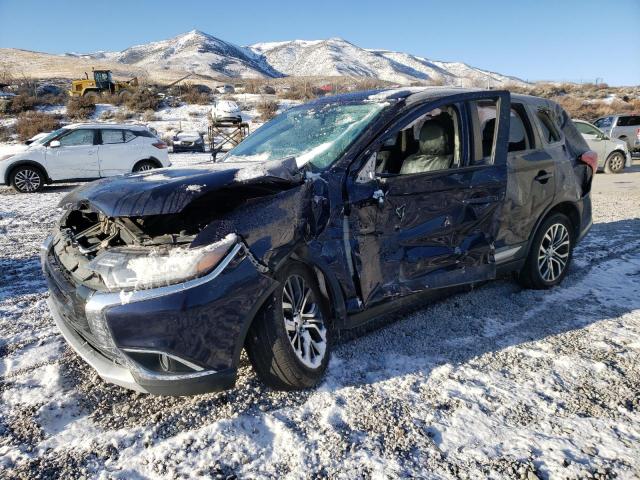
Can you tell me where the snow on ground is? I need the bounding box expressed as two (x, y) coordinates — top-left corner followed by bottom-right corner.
(0, 159), (639, 479)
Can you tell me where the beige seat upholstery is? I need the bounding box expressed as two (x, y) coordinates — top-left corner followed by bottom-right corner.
(399, 121), (453, 174)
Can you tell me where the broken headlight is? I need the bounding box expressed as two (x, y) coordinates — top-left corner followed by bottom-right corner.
(87, 234), (237, 291)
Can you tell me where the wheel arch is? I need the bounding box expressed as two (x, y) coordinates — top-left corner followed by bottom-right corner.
(132, 157), (162, 172)
(233, 245), (349, 367)
(6, 160), (50, 185)
(524, 201), (581, 259)
(606, 148), (627, 159)
(286, 248), (349, 330)
(81, 88), (101, 97)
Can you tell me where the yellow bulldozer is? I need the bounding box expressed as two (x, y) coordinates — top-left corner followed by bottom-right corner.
(69, 69), (138, 98)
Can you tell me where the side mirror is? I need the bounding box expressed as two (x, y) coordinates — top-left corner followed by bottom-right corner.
(49, 140), (60, 148)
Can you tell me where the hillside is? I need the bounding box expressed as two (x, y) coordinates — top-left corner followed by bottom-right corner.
(1, 30), (526, 87)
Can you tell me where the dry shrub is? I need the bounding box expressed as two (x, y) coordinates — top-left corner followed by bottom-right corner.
(278, 85), (316, 101)
(555, 96), (634, 122)
(15, 112), (60, 141)
(101, 93), (125, 106)
(256, 99), (278, 121)
(181, 85), (210, 105)
(427, 77), (446, 87)
(142, 110), (157, 122)
(243, 80), (262, 94)
(0, 124), (14, 142)
(124, 90), (161, 112)
(352, 78), (393, 91)
(9, 94), (36, 113)
(37, 93), (67, 106)
(67, 96), (96, 120)
(114, 110), (134, 122)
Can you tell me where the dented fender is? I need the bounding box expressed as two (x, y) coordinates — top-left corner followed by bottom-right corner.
(192, 175), (332, 270)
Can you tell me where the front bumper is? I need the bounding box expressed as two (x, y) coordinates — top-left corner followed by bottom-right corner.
(42, 236), (275, 395)
(48, 297), (235, 395)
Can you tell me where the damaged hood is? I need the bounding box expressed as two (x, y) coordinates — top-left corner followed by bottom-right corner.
(60, 157), (304, 217)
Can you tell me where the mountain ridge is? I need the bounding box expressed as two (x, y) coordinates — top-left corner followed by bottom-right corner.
(59, 30), (525, 86)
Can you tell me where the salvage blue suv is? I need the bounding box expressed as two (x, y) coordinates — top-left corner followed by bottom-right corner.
(42, 88), (596, 395)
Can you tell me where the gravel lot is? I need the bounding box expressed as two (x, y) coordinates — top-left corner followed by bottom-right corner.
(1, 156), (639, 479)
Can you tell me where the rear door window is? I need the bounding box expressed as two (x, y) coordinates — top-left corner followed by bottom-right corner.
(101, 129), (125, 144)
(535, 110), (561, 143)
(468, 100), (533, 161)
(507, 105), (534, 152)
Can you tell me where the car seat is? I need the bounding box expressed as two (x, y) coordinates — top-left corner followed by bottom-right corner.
(399, 120), (453, 174)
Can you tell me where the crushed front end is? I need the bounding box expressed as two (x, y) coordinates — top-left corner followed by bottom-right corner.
(42, 203), (276, 395)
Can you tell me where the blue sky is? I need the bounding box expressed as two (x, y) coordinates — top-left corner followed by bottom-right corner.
(0, 0), (638, 85)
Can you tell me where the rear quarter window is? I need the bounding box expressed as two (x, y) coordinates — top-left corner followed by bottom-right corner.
(535, 109), (561, 143)
(616, 116), (640, 126)
(133, 130), (155, 138)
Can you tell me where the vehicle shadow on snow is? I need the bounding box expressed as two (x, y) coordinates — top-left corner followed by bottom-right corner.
(48, 217), (640, 430)
(325, 216), (640, 389)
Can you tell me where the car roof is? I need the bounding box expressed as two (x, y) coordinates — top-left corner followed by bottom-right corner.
(302, 87), (557, 109)
(65, 122), (150, 130)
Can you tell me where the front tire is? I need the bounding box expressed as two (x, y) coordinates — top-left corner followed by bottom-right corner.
(518, 213), (574, 289)
(10, 166), (45, 193)
(604, 151), (625, 174)
(246, 262), (332, 390)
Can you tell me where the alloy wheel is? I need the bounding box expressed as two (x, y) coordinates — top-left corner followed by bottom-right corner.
(136, 163), (155, 172)
(537, 223), (570, 282)
(608, 153), (624, 173)
(281, 274), (327, 369)
(14, 169), (41, 192)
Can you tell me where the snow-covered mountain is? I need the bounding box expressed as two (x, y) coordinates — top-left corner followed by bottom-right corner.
(70, 30), (280, 80)
(251, 38), (525, 86)
(70, 31), (526, 86)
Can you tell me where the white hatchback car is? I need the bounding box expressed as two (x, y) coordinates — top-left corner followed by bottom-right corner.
(574, 119), (631, 174)
(0, 123), (170, 193)
(211, 99), (242, 124)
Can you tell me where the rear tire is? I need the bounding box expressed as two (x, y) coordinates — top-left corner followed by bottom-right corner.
(132, 160), (158, 172)
(10, 165), (45, 193)
(518, 213), (574, 289)
(604, 151), (625, 174)
(245, 262), (332, 390)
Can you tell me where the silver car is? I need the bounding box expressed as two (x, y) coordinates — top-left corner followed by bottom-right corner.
(593, 114), (640, 152)
(574, 119), (631, 173)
